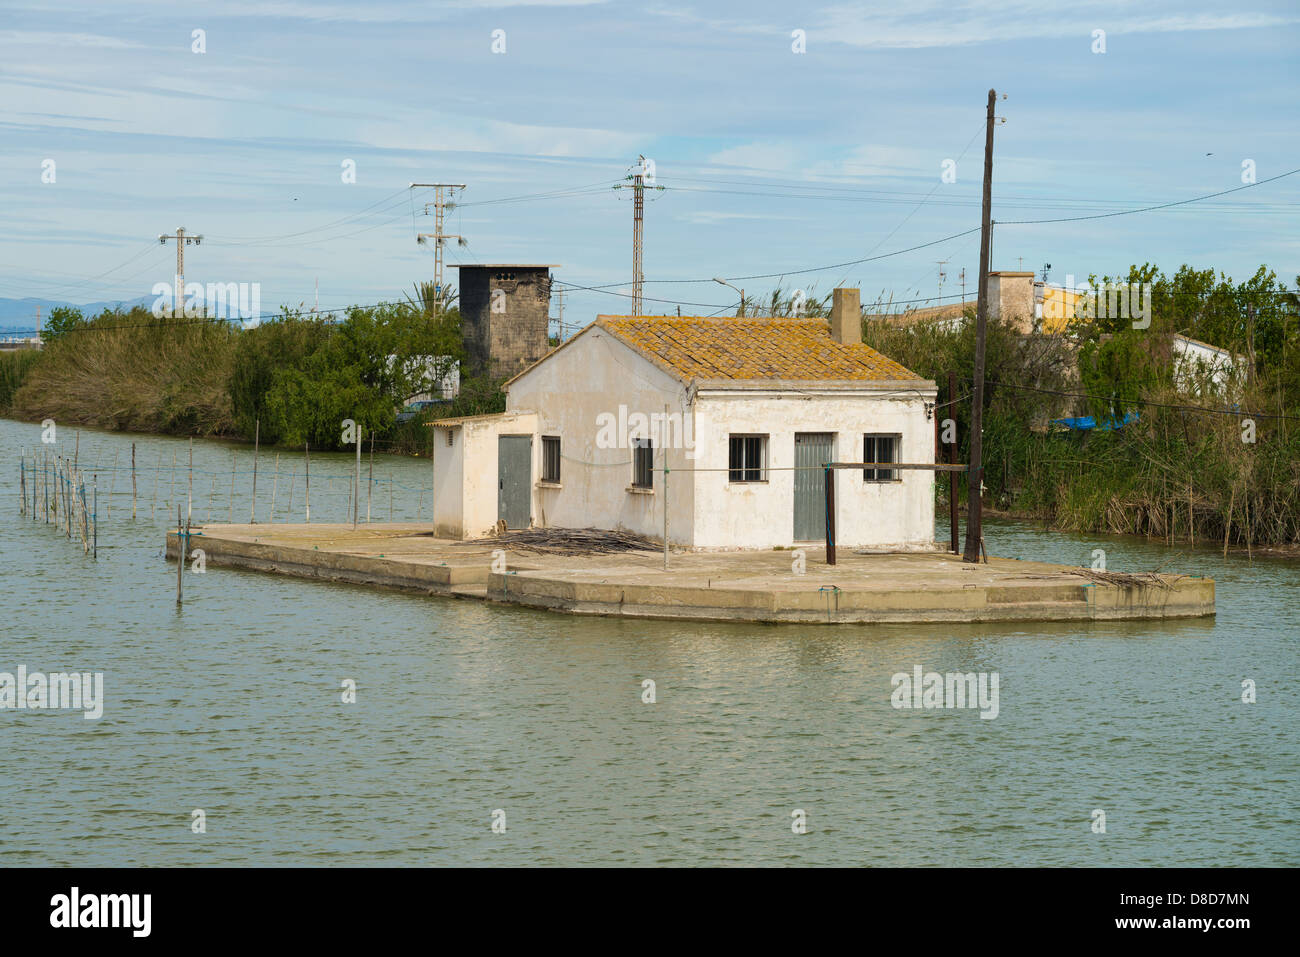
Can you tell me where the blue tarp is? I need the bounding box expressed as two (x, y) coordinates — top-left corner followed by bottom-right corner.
(1051, 411), (1140, 432)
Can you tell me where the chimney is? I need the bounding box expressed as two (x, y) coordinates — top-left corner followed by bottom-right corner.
(830, 286), (861, 345)
(986, 271), (1035, 333)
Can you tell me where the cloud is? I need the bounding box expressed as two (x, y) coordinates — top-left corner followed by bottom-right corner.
(813, 2), (1298, 49)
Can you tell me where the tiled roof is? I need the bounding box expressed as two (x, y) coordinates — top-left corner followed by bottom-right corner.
(595, 316), (923, 383)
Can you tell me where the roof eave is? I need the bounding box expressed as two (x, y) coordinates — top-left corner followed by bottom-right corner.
(692, 377), (937, 392)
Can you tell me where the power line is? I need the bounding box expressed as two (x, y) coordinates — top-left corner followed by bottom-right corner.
(997, 167), (1300, 225)
(977, 377), (1300, 422)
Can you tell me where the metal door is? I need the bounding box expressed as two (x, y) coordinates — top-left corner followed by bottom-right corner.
(497, 435), (532, 529)
(793, 432), (834, 542)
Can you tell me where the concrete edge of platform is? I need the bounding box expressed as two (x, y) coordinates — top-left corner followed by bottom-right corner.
(165, 529), (1217, 625)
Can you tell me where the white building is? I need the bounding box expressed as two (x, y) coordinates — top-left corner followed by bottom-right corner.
(1171, 334), (1247, 398)
(430, 289), (939, 551)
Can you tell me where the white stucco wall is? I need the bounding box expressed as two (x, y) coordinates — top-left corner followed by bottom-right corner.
(506, 329), (697, 546)
(690, 389), (937, 550)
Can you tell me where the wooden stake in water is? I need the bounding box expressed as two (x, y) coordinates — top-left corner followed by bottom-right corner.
(270, 452), (280, 524)
(286, 470), (296, 521)
(176, 504), (184, 606)
(304, 443), (311, 523)
(228, 451), (236, 523)
(170, 450), (177, 507)
(209, 472), (217, 524)
(367, 432), (374, 523)
(131, 442), (137, 521)
(74, 430), (79, 469)
(389, 474), (393, 521)
(152, 451), (160, 521)
(188, 437), (193, 524)
(353, 425), (361, 529)
(93, 479), (97, 559)
(251, 418), (260, 524)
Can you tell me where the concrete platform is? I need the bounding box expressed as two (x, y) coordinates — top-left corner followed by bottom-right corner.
(165, 523), (1216, 624)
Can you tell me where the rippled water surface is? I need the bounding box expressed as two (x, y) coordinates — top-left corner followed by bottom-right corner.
(1, 419), (1297, 866)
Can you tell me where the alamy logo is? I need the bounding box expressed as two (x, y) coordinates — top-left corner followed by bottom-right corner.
(151, 278), (261, 327)
(0, 666), (103, 719)
(50, 887), (150, 937)
(595, 404), (695, 456)
(890, 666), (999, 719)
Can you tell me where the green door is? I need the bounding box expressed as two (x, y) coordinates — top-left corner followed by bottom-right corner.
(793, 432), (833, 542)
(497, 435), (532, 529)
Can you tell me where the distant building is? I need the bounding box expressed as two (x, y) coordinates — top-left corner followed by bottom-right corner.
(430, 288), (939, 551)
(1170, 335), (1248, 397)
(453, 264), (558, 379)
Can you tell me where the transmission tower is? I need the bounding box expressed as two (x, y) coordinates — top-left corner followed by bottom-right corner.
(158, 226), (203, 316)
(412, 182), (467, 309)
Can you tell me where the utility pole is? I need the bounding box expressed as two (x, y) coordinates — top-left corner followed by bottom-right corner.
(936, 260), (948, 300)
(412, 183), (467, 310)
(159, 227), (203, 317)
(614, 156), (662, 315)
(552, 285), (564, 338)
(964, 88), (999, 564)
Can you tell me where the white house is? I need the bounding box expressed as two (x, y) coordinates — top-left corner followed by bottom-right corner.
(1171, 334), (1247, 398)
(430, 288), (939, 551)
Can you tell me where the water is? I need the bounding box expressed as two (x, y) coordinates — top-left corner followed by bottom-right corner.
(1, 419), (1297, 866)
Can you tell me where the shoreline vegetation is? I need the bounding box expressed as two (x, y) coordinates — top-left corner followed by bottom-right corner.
(3, 264), (1298, 548)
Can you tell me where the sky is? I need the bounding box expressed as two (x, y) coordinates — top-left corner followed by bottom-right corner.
(0, 0), (1296, 332)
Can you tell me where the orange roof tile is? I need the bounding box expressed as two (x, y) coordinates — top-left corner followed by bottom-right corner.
(594, 315), (923, 383)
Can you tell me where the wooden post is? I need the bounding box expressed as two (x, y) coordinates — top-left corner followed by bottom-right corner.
(176, 505), (184, 605)
(228, 451), (235, 523)
(80, 479), (89, 553)
(286, 470), (296, 521)
(170, 450), (177, 509)
(304, 443), (311, 523)
(963, 88), (997, 563)
(270, 452), (280, 524)
(251, 418), (259, 523)
(353, 425), (361, 529)
(131, 442), (137, 521)
(19, 455), (26, 516)
(188, 437), (193, 524)
(152, 451), (160, 521)
(93, 479), (97, 559)
(948, 371), (959, 554)
(74, 430), (79, 469)
(825, 465), (837, 565)
(662, 403), (669, 570)
(389, 474), (393, 521)
(367, 432), (374, 523)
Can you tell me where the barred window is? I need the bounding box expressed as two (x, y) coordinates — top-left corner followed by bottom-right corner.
(728, 435), (768, 482)
(632, 438), (654, 489)
(541, 436), (561, 483)
(863, 434), (899, 482)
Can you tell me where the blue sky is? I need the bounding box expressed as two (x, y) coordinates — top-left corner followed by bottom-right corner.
(0, 0), (1296, 330)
